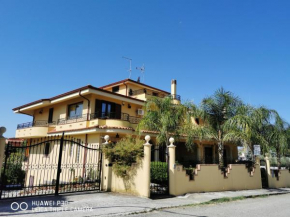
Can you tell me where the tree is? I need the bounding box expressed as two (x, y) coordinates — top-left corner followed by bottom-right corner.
(224, 105), (273, 161)
(102, 136), (144, 178)
(265, 114), (290, 170)
(138, 96), (186, 148)
(200, 87), (243, 169)
(1, 152), (26, 185)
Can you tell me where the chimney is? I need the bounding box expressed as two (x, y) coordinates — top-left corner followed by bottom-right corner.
(171, 79), (177, 96)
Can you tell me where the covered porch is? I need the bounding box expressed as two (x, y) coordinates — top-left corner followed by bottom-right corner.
(175, 142), (239, 167)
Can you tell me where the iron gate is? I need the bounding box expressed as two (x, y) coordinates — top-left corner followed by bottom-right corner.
(0, 133), (102, 199)
(150, 145), (169, 197)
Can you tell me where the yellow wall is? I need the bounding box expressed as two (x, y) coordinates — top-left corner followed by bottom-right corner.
(102, 143), (151, 197)
(170, 164), (262, 196)
(267, 169), (290, 188)
(16, 127), (52, 138)
(265, 158), (290, 188)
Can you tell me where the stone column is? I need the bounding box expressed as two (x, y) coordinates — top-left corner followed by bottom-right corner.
(255, 156), (260, 165)
(143, 135), (152, 198)
(265, 156), (271, 176)
(168, 137), (176, 196)
(101, 135), (112, 191)
(0, 127), (6, 179)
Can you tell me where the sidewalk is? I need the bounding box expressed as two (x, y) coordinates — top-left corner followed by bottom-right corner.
(0, 188), (289, 217)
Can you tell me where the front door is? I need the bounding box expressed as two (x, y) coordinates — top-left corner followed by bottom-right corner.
(204, 147), (213, 164)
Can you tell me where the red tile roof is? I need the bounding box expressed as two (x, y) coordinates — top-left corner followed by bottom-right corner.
(13, 84), (144, 111)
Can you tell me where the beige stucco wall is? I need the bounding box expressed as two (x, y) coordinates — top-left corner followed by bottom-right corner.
(16, 127), (51, 138)
(170, 164), (262, 196)
(268, 169), (290, 188)
(265, 157), (290, 188)
(102, 142), (151, 197)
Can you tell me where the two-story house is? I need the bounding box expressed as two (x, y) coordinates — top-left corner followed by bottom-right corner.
(13, 78), (238, 166)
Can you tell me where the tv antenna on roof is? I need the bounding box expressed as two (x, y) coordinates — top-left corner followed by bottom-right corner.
(136, 64), (145, 82)
(122, 56), (132, 78)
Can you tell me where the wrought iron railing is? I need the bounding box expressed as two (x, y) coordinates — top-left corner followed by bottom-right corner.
(57, 114), (87, 125)
(130, 88), (181, 101)
(18, 112), (141, 129)
(90, 111), (141, 124)
(17, 120), (56, 129)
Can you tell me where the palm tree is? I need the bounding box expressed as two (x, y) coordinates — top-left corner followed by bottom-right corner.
(224, 105), (273, 162)
(265, 114), (290, 170)
(138, 96), (186, 148)
(200, 87), (243, 169)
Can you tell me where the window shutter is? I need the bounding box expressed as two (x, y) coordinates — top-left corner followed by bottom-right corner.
(115, 104), (121, 119)
(95, 100), (102, 116)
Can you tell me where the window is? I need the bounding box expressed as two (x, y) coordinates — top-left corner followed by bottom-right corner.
(44, 143), (50, 156)
(195, 118), (200, 125)
(48, 108), (54, 123)
(129, 89), (133, 96)
(95, 100), (121, 119)
(112, 86), (120, 93)
(152, 92), (158, 96)
(68, 102), (83, 119)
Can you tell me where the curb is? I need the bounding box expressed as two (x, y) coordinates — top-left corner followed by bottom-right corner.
(113, 190), (290, 216)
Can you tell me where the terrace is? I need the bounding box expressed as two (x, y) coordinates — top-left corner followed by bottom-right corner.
(129, 88), (181, 101)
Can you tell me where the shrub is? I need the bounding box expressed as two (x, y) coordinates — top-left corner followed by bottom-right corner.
(150, 162), (168, 183)
(1, 152), (26, 185)
(102, 136), (144, 178)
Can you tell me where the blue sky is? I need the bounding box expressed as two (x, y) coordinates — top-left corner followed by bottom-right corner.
(1, 0), (290, 137)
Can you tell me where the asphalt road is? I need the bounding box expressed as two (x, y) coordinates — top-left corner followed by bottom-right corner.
(131, 194), (290, 217)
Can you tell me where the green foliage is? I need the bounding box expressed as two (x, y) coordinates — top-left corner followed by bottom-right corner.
(103, 136), (144, 178)
(269, 157), (290, 168)
(87, 167), (98, 181)
(1, 152), (26, 185)
(138, 96), (186, 146)
(150, 162), (168, 183)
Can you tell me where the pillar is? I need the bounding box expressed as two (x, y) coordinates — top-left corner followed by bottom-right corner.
(101, 135), (112, 191)
(265, 156), (271, 176)
(168, 137), (176, 196)
(143, 135), (152, 198)
(0, 127), (6, 179)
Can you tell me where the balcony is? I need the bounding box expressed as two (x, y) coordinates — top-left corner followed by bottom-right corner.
(17, 120), (56, 129)
(90, 112), (141, 124)
(16, 120), (56, 138)
(16, 112), (141, 136)
(129, 88), (181, 101)
(57, 114), (87, 125)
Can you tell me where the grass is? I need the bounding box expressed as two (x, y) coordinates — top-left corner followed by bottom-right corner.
(128, 194), (273, 215)
(128, 193), (283, 215)
(199, 194), (268, 206)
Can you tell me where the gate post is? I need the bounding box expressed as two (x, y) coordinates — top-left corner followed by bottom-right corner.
(55, 132), (65, 195)
(143, 135), (152, 198)
(0, 127), (6, 179)
(168, 137), (176, 196)
(101, 135), (111, 191)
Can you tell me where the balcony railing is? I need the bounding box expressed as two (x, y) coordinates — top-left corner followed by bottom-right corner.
(90, 111), (141, 124)
(130, 88), (181, 101)
(17, 120), (56, 129)
(17, 112), (141, 129)
(57, 114), (87, 125)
